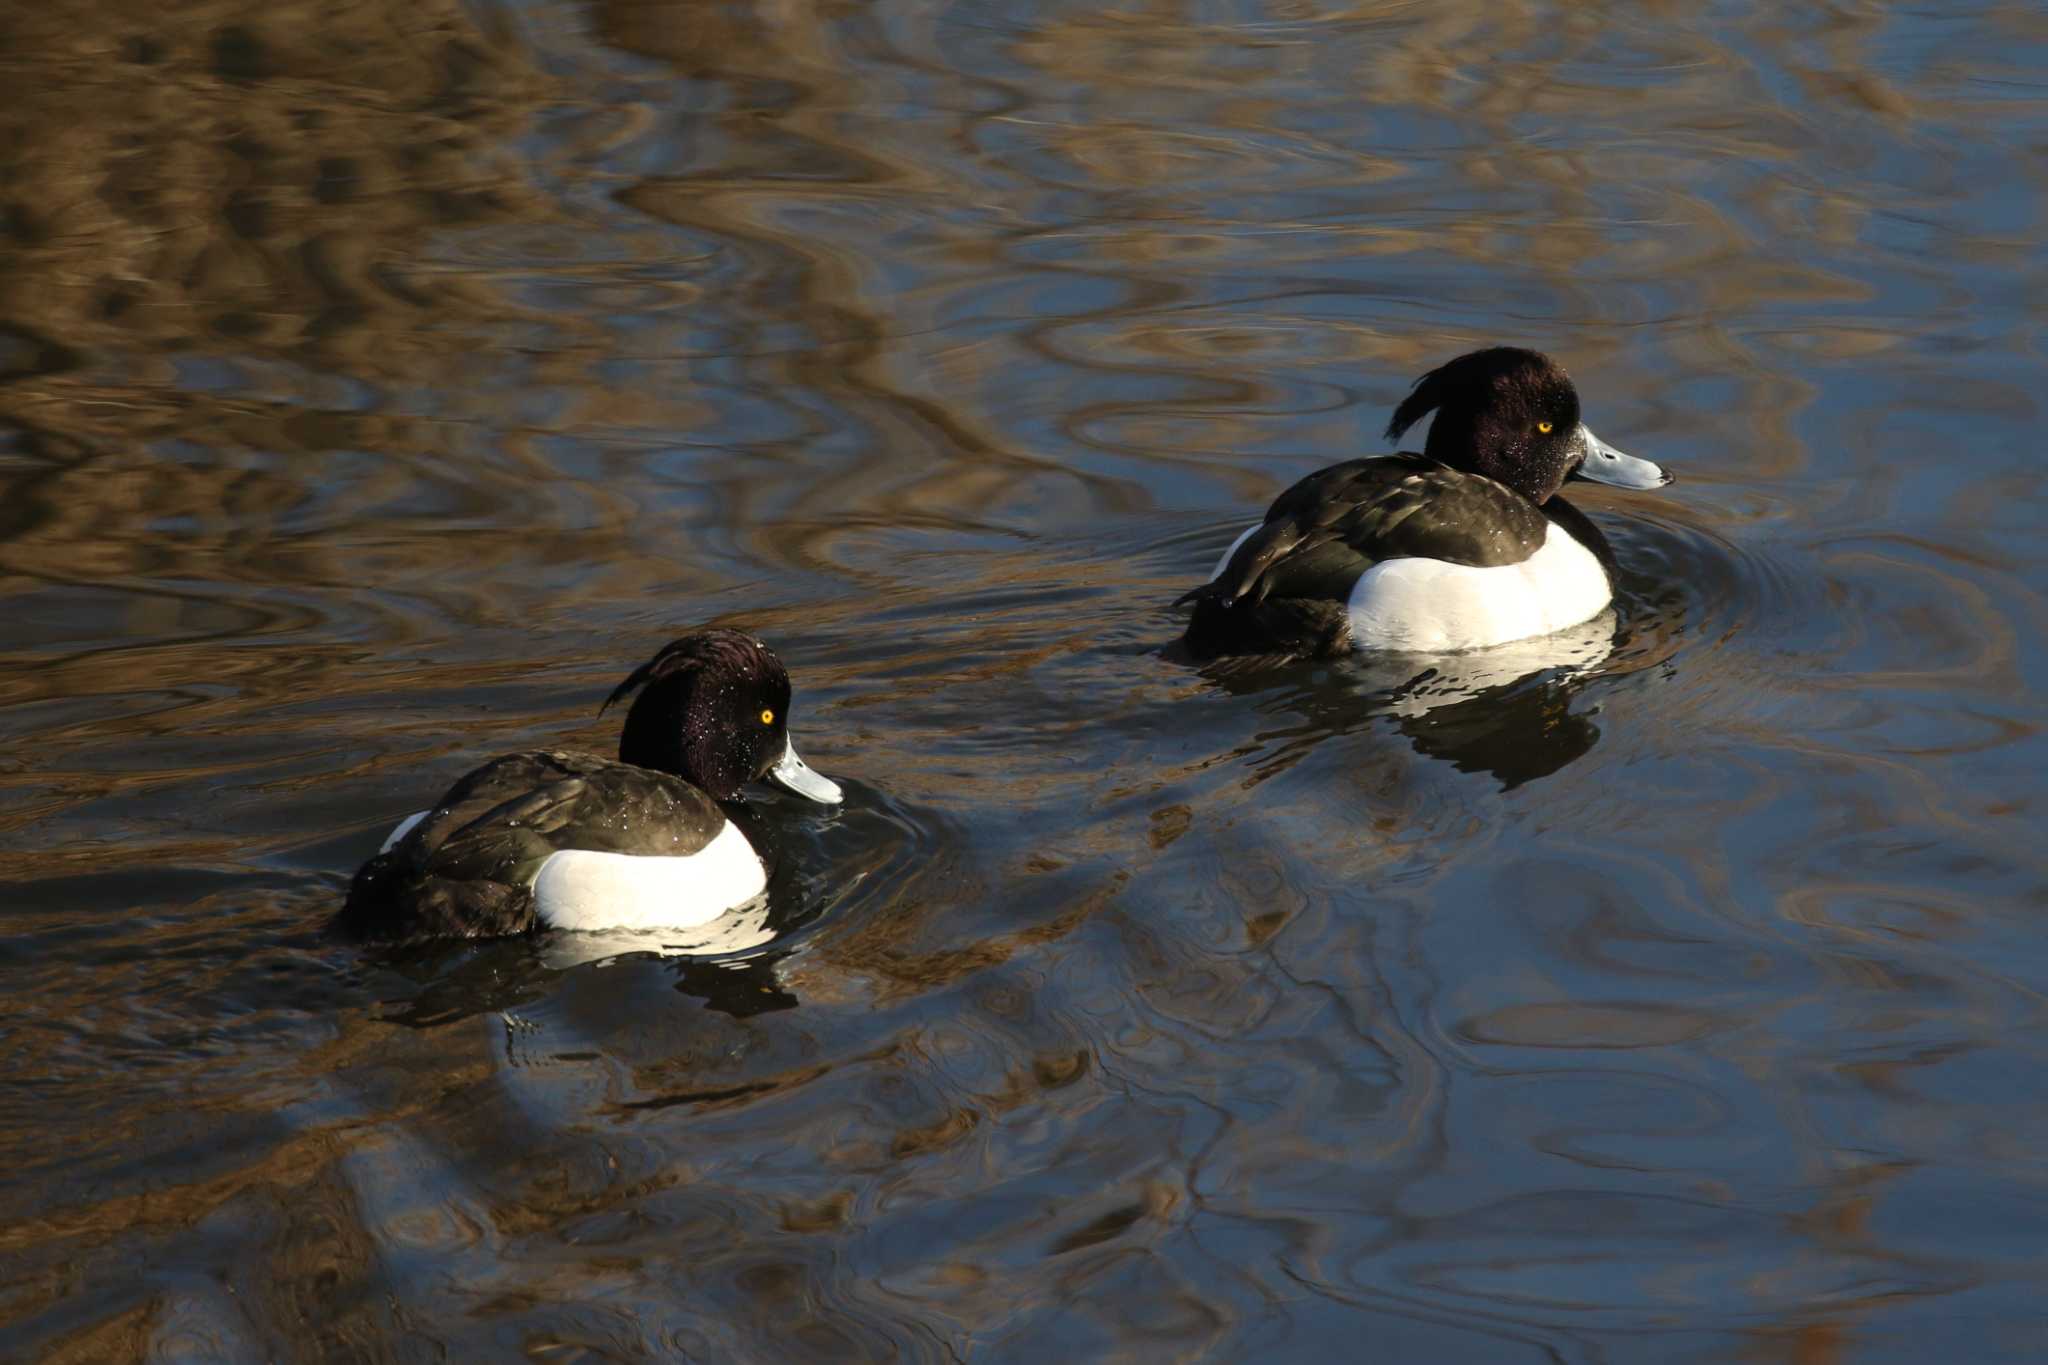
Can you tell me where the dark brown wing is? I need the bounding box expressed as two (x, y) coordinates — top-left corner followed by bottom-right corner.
(1178, 457), (1551, 659)
(334, 750), (728, 943)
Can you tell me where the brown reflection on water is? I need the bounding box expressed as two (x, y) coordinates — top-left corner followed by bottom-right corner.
(4, 0), (2048, 1359)
(0, 1), (552, 396)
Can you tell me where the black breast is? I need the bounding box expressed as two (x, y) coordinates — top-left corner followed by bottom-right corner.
(334, 749), (730, 943)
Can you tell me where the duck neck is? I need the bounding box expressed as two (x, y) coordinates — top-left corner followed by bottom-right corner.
(618, 676), (693, 777)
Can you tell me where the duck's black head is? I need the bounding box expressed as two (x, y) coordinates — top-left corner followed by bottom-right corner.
(604, 629), (841, 804)
(1386, 347), (1668, 504)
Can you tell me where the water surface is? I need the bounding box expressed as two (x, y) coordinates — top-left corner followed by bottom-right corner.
(3, 0), (2046, 1359)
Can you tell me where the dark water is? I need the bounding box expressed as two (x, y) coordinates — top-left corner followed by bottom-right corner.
(4, 0), (2046, 1359)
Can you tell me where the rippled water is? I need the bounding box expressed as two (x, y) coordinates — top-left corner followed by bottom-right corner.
(4, 0), (2046, 1359)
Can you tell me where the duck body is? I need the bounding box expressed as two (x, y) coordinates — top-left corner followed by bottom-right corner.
(335, 631), (842, 945)
(1187, 457), (1617, 657)
(1179, 348), (1669, 661)
(340, 750), (768, 941)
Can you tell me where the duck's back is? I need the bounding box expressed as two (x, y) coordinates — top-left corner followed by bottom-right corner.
(1184, 456), (1608, 658)
(338, 750), (742, 942)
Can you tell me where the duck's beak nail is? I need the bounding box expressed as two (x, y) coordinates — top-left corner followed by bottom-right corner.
(768, 740), (843, 805)
(1570, 423), (1670, 489)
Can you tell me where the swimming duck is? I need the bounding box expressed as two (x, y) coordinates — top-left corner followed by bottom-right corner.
(336, 629), (842, 943)
(1178, 347), (1671, 659)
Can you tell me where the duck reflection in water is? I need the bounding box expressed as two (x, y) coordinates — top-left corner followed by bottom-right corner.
(1196, 608), (1614, 790)
(367, 912), (804, 1026)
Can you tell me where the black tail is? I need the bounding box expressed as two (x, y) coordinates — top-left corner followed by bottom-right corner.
(1175, 519), (1304, 613)
(1181, 594), (1349, 661)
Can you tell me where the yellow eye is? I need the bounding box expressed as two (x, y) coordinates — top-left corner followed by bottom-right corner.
(760, 708), (775, 725)
(1537, 421), (1553, 434)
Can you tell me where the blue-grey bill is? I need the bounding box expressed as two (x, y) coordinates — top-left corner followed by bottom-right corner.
(769, 740), (843, 804)
(1572, 423), (1670, 489)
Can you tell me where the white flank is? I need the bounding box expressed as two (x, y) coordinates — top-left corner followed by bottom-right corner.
(1209, 524), (1261, 581)
(379, 810), (430, 854)
(1347, 526), (1611, 652)
(531, 821), (767, 932)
